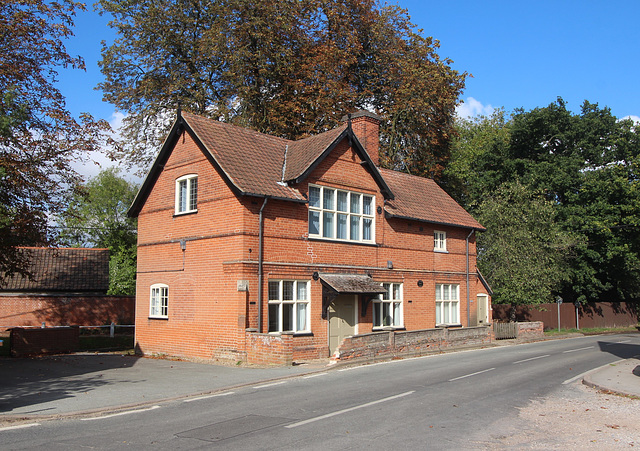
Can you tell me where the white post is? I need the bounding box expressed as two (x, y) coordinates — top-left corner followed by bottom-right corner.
(110, 322), (115, 338)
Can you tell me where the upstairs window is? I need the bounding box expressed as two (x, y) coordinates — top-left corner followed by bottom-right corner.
(175, 174), (198, 214)
(308, 185), (375, 243)
(434, 231), (447, 252)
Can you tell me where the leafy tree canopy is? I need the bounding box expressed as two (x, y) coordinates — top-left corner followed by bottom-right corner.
(448, 99), (640, 305)
(57, 168), (138, 295)
(97, 0), (466, 179)
(0, 0), (110, 277)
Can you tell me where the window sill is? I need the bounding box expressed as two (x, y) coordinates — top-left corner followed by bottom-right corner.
(372, 326), (406, 332)
(148, 316), (169, 320)
(267, 331), (313, 336)
(436, 324), (462, 328)
(173, 210), (198, 217)
(308, 236), (378, 247)
(434, 249), (448, 253)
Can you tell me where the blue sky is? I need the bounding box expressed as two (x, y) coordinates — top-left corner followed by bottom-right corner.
(57, 1), (640, 176)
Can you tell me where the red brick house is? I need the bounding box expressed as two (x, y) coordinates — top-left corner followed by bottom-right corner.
(129, 110), (491, 364)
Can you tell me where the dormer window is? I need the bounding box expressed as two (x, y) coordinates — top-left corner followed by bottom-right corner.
(175, 174), (198, 214)
(308, 184), (375, 243)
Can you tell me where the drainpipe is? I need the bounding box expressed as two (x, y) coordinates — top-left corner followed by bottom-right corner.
(466, 229), (475, 327)
(257, 197), (268, 333)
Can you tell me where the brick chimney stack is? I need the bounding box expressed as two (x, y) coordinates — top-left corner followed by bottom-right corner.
(342, 110), (382, 166)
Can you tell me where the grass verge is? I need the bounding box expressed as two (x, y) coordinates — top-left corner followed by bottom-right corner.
(544, 325), (639, 336)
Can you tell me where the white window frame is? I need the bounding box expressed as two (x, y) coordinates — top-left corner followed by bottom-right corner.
(436, 283), (460, 326)
(268, 280), (310, 333)
(150, 284), (169, 319)
(434, 230), (447, 252)
(373, 283), (403, 328)
(175, 174), (198, 215)
(307, 184), (375, 243)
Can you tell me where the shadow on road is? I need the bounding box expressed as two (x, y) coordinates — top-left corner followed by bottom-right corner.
(597, 335), (640, 360)
(0, 354), (140, 414)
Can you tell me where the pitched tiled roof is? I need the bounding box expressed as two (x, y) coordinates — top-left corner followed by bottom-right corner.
(129, 111), (482, 232)
(182, 112), (305, 201)
(0, 248), (110, 293)
(380, 168), (485, 230)
(284, 124), (348, 181)
(319, 273), (387, 294)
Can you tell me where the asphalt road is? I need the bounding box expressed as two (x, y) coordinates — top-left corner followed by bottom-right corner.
(3, 334), (639, 450)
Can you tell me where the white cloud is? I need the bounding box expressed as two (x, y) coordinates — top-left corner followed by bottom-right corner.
(456, 97), (495, 119)
(622, 115), (640, 124)
(72, 111), (140, 183)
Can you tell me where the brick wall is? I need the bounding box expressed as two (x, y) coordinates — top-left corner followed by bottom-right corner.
(334, 326), (491, 362)
(516, 321), (544, 340)
(10, 326), (80, 356)
(0, 295), (134, 329)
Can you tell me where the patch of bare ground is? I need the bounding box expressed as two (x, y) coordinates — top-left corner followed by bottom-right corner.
(476, 383), (639, 449)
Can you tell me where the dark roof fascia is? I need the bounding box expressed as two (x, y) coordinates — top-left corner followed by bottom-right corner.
(477, 269), (494, 296)
(181, 115), (249, 200)
(128, 112), (251, 217)
(241, 192), (308, 204)
(291, 128), (395, 200)
(384, 210), (487, 232)
(128, 116), (186, 218)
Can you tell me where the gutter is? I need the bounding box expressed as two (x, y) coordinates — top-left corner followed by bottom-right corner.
(257, 197), (268, 333)
(466, 229), (475, 327)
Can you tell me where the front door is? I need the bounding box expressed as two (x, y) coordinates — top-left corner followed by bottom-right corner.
(328, 294), (356, 354)
(477, 294), (489, 325)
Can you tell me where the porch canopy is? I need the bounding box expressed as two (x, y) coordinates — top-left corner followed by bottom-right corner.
(319, 273), (386, 319)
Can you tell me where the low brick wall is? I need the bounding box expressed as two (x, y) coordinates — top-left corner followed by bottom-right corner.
(245, 331), (293, 366)
(334, 326), (491, 362)
(10, 326), (79, 357)
(0, 294), (134, 328)
(516, 321), (544, 341)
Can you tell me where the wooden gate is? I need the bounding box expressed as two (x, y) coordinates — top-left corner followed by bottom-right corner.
(493, 321), (518, 340)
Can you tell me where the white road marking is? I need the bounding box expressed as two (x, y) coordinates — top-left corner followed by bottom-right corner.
(0, 423), (40, 432)
(253, 381), (287, 389)
(562, 359), (626, 385)
(513, 354), (550, 364)
(604, 340), (631, 345)
(80, 405), (160, 421)
(449, 368), (495, 382)
(285, 391), (415, 428)
(303, 373), (328, 379)
(562, 346), (594, 353)
(183, 392), (235, 403)
(338, 360), (393, 372)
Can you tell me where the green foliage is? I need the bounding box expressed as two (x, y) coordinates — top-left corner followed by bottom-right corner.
(97, 0), (466, 179)
(448, 99), (640, 306)
(476, 182), (575, 306)
(58, 168), (138, 295)
(0, 0), (110, 277)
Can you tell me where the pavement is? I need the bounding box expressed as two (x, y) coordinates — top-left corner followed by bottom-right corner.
(1, 339), (638, 425)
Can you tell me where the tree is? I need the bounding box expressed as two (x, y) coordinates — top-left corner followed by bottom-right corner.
(97, 0), (466, 179)
(447, 99), (640, 305)
(0, 0), (110, 277)
(476, 182), (575, 318)
(58, 168), (138, 295)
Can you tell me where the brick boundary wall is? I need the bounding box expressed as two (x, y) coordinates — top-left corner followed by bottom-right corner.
(516, 321), (544, 341)
(332, 326), (491, 362)
(245, 331), (294, 366)
(10, 326), (80, 357)
(0, 295), (135, 329)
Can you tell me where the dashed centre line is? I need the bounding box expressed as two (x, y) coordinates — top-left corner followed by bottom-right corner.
(562, 346), (594, 353)
(449, 368), (495, 382)
(0, 423), (40, 432)
(285, 391), (415, 428)
(183, 392), (235, 403)
(513, 354), (550, 364)
(253, 381), (287, 389)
